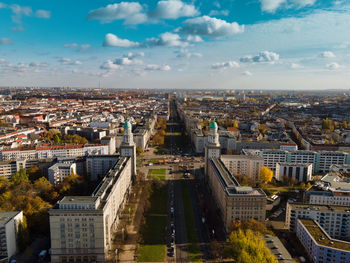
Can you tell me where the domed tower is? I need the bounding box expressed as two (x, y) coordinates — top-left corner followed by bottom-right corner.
(205, 119), (221, 175)
(120, 118), (136, 177)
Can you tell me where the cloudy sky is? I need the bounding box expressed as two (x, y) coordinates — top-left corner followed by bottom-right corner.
(0, 0), (350, 89)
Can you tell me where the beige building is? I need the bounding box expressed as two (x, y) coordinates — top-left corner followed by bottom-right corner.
(49, 119), (136, 263)
(208, 158), (266, 231)
(205, 120), (266, 232)
(221, 155), (264, 181)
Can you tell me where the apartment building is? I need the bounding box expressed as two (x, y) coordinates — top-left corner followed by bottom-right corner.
(244, 149), (350, 174)
(0, 144), (109, 161)
(205, 120), (266, 231)
(220, 155), (264, 181)
(86, 155), (119, 181)
(296, 219), (350, 263)
(49, 157), (132, 263)
(306, 173), (350, 206)
(0, 211), (23, 262)
(49, 119), (136, 263)
(286, 203), (350, 241)
(48, 163), (77, 185)
(275, 162), (313, 182)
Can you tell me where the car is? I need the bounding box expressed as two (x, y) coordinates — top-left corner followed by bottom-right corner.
(170, 207), (174, 213)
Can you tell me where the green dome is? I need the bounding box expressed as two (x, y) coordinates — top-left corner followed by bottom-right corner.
(124, 118), (132, 130)
(210, 119), (218, 130)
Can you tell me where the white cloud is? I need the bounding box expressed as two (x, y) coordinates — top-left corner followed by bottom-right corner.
(87, 2), (147, 24)
(260, 0), (316, 13)
(63, 43), (78, 48)
(209, 10), (229, 16)
(103, 33), (139, 47)
(145, 64), (171, 71)
(326, 62), (341, 70)
(35, 9), (51, 19)
(100, 60), (122, 70)
(185, 35), (203, 42)
(150, 0), (199, 19)
(123, 52), (145, 59)
(29, 62), (49, 67)
(290, 63), (303, 69)
(0, 38), (13, 45)
(240, 51), (280, 63)
(58, 58), (82, 65)
(179, 16), (244, 38)
(211, 61), (240, 70)
(0, 3), (7, 8)
(0, 58), (6, 64)
(319, 51), (336, 58)
(175, 49), (202, 59)
(114, 57), (143, 65)
(146, 32), (188, 47)
(243, 70), (253, 76)
(79, 44), (91, 52)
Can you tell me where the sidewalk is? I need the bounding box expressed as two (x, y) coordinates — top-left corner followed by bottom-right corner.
(117, 186), (147, 263)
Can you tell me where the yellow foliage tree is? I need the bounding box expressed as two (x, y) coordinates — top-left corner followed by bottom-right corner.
(259, 166), (273, 184)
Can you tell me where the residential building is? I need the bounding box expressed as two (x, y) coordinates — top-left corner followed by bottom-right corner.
(0, 211), (23, 262)
(244, 149), (350, 174)
(306, 173), (350, 206)
(296, 219), (350, 263)
(220, 155), (264, 181)
(49, 119), (136, 263)
(86, 155), (119, 181)
(0, 144), (109, 161)
(286, 203), (350, 241)
(48, 162), (77, 185)
(275, 162), (313, 182)
(205, 120), (266, 231)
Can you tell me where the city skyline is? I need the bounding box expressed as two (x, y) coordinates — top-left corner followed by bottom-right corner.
(0, 0), (350, 89)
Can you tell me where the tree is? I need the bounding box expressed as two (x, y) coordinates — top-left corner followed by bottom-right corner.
(136, 146), (143, 156)
(11, 168), (29, 183)
(259, 167), (273, 185)
(17, 216), (30, 252)
(28, 165), (41, 181)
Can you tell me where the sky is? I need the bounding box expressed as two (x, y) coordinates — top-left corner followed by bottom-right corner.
(0, 0), (350, 90)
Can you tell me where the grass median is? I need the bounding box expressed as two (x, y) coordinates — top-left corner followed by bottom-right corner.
(181, 180), (202, 262)
(138, 182), (168, 262)
(149, 168), (166, 180)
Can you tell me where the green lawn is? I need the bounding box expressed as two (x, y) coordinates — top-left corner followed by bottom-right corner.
(149, 169), (166, 180)
(181, 181), (202, 262)
(138, 182), (168, 262)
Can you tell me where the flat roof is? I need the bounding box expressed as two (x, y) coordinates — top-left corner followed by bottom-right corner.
(289, 202), (350, 213)
(299, 219), (350, 251)
(221, 155), (264, 161)
(60, 196), (98, 204)
(0, 211), (21, 226)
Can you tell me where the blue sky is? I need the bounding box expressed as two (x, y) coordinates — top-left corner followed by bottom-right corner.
(0, 0), (349, 89)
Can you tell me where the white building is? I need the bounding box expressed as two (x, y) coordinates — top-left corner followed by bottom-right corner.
(86, 155), (119, 181)
(0, 144), (109, 161)
(220, 155), (264, 181)
(49, 119), (136, 263)
(48, 163), (77, 185)
(275, 162), (313, 182)
(286, 203), (350, 241)
(296, 219), (350, 263)
(0, 211), (23, 261)
(306, 173), (350, 206)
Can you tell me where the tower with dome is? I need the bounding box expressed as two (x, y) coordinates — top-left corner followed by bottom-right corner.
(205, 119), (221, 175)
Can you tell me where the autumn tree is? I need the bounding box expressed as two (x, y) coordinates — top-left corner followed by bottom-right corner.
(28, 165), (41, 181)
(259, 166), (273, 185)
(17, 216), (30, 252)
(223, 228), (277, 263)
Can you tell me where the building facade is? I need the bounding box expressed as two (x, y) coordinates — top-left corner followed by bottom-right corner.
(296, 219), (350, 263)
(286, 203), (350, 241)
(220, 155), (264, 181)
(49, 157), (132, 263)
(275, 162), (313, 182)
(48, 163), (77, 185)
(0, 211), (23, 262)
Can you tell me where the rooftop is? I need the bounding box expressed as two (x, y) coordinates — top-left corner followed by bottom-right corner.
(289, 202), (350, 213)
(0, 211), (21, 226)
(299, 219), (350, 251)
